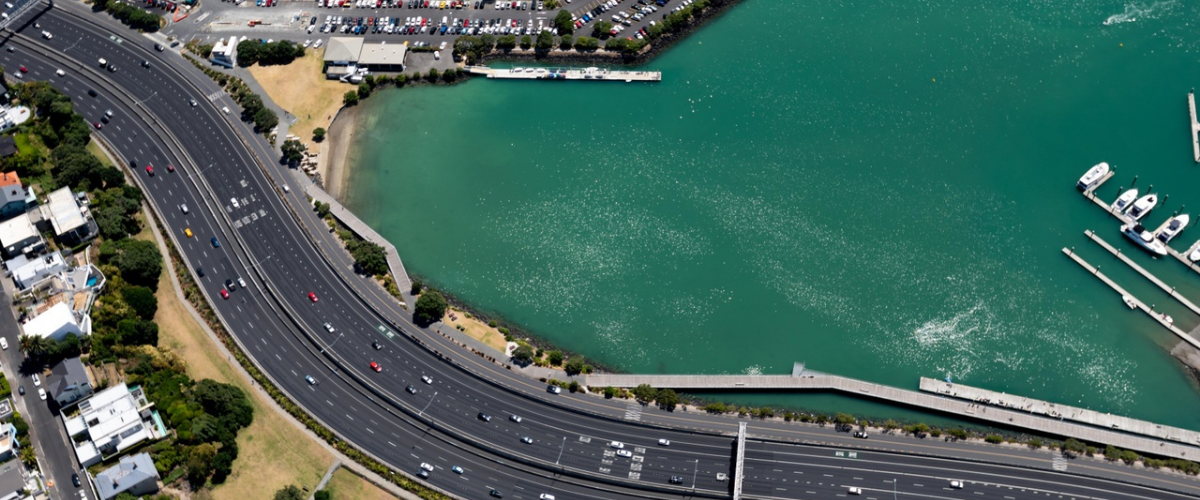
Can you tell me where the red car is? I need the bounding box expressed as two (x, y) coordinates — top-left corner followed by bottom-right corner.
(370, 361), (381, 372)
(308, 292), (318, 302)
(18, 66), (26, 73)
(166, 164), (175, 173)
(220, 289), (230, 299)
(93, 122), (103, 130)
(145, 165), (155, 176)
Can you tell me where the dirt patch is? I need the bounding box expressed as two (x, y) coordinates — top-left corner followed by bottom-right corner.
(442, 307), (508, 353)
(324, 467), (398, 500)
(151, 214), (334, 500)
(247, 49), (349, 152)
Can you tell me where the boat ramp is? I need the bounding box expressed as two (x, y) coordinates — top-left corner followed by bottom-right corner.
(465, 65), (661, 82)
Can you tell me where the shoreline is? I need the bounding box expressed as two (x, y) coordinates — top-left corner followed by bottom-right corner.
(322, 103), (362, 201)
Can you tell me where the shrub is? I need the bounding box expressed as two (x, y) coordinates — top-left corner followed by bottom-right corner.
(984, 434), (1004, 444)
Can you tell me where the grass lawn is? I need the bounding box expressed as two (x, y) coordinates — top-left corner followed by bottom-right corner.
(85, 140), (115, 169)
(323, 467), (398, 500)
(149, 212), (334, 499)
(442, 307), (509, 353)
(247, 49), (349, 150)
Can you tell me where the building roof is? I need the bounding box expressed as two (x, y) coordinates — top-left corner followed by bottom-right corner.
(94, 453), (158, 500)
(22, 302), (79, 339)
(0, 172), (18, 187)
(0, 460), (23, 500)
(48, 357), (90, 401)
(357, 42), (406, 66)
(11, 251), (65, 289)
(323, 37), (364, 63)
(0, 213), (36, 248)
(46, 187), (88, 236)
(78, 383), (151, 456)
(212, 36), (238, 56)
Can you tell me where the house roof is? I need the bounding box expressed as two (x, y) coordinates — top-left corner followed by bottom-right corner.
(48, 357), (90, 400)
(94, 452), (158, 500)
(357, 42), (406, 66)
(0, 460), (24, 500)
(46, 187), (87, 236)
(21, 302), (79, 339)
(323, 37), (364, 63)
(0, 171), (18, 187)
(0, 213), (36, 248)
(0, 138), (15, 159)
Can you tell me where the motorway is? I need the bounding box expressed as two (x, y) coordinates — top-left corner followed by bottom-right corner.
(1, 4), (1199, 500)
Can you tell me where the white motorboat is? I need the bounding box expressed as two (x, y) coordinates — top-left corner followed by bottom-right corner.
(1155, 214), (1190, 244)
(1126, 194), (1158, 221)
(1111, 188), (1138, 213)
(1122, 223), (1167, 255)
(1189, 241), (1200, 262)
(1077, 162), (1110, 191)
(1122, 295), (1137, 309)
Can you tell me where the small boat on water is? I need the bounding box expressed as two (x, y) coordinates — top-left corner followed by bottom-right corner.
(1189, 241), (1200, 262)
(1122, 223), (1167, 255)
(1111, 188), (1138, 213)
(1122, 295), (1137, 309)
(1077, 162), (1110, 191)
(1156, 214), (1190, 244)
(1126, 194), (1158, 221)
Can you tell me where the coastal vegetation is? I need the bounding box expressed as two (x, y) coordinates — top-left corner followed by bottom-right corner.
(93, 0), (161, 32)
(185, 57), (280, 139)
(414, 289), (449, 326)
(236, 40), (306, 67)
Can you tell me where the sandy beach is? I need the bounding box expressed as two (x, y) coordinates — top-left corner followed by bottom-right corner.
(322, 103), (362, 201)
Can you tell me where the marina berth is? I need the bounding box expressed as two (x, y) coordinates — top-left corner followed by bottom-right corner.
(1111, 188), (1138, 212)
(1126, 193), (1158, 220)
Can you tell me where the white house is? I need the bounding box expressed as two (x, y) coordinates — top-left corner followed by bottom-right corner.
(21, 302), (85, 342)
(65, 383), (165, 467)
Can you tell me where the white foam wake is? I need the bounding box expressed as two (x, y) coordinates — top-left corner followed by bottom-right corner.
(1103, 0), (1176, 26)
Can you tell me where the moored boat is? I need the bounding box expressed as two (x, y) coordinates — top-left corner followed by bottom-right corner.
(1189, 241), (1200, 262)
(1077, 162), (1110, 191)
(1111, 188), (1138, 213)
(1122, 223), (1167, 255)
(1126, 194), (1158, 221)
(1155, 214), (1190, 244)
(1122, 295), (1137, 309)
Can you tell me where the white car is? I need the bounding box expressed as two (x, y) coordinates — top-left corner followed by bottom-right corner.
(32, 374), (40, 386)
(323, 322), (335, 333)
(422, 375), (433, 384)
(658, 439), (670, 446)
(230, 197), (240, 208)
(949, 480), (964, 489)
(37, 388), (46, 401)
(0, 338), (7, 350)
(181, 204), (189, 214)
(616, 449), (632, 458)
(539, 495), (555, 500)
(420, 462), (434, 472)
(55, 69), (64, 76)
(41, 30), (52, 39)
(609, 441), (624, 449)
(238, 278), (247, 288)
(848, 487), (862, 495)
(98, 57), (106, 66)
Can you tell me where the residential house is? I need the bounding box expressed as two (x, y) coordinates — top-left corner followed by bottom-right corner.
(0, 171), (28, 220)
(47, 357), (93, 407)
(94, 453), (159, 500)
(65, 383), (166, 467)
(0, 213), (43, 258)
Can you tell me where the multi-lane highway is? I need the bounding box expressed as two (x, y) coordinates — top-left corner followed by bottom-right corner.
(3, 4), (1200, 500)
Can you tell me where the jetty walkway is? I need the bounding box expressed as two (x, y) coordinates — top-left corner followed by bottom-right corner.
(1190, 90), (1200, 163)
(586, 365), (1200, 461)
(466, 65), (661, 82)
(1083, 229), (1200, 317)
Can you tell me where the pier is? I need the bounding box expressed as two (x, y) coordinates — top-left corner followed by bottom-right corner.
(1061, 247), (1200, 349)
(1190, 90), (1200, 163)
(586, 367), (1200, 460)
(465, 65), (662, 82)
(1083, 229), (1200, 317)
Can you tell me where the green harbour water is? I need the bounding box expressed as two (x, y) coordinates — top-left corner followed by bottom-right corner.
(343, 0), (1200, 428)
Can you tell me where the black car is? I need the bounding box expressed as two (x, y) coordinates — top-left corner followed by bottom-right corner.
(372, 341), (382, 350)
(141, 59), (150, 68)
(225, 279), (236, 291)
(478, 412), (492, 422)
(669, 476), (683, 484)
(417, 469), (428, 478)
(197, 267), (205, 277)
(71, 473), (81, 488)
(16, 386), (23, 396)
(310, 16), (317, 24)
(87, 89), (97, 97)
(853, 431), (869, 439)
(154, 43), (165, 51)
(406, 385), (416, 394)
(489, 490), (503, 498)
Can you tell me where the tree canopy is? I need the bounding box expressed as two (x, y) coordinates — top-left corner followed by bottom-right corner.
(414, 289), (448, 326)
(105, 239), (163, 289)
(553, 9), (574, 35)
(347, 240), (389, 277)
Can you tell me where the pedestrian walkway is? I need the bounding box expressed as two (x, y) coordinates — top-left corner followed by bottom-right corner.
(304, 185), (412, 293)
(206, 90), (225, 102)
(624, 400), (642, 422)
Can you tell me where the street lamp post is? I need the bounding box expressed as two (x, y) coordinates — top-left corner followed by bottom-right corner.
(320, 333), (343, 354)
(419, 391), (438, 417)
(555, 436), (566, 465)
(691, 459), (698, 490)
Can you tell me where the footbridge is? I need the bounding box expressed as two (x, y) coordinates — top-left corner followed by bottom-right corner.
(585, 365), (1200, 461)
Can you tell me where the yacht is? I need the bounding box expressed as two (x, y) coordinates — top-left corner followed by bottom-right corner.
(1111, 188), (1137, 213)
(1077, 162), (1110, 191)
(1122, 295), (1137, 309)
(1155, 214), (1190, 244)
(1122, 223), (1167, 256)
(1126, 194), (1158, 221)
(1189, 241), (1200, 262)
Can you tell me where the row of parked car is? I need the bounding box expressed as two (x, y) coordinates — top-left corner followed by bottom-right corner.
(316, 13), (558, 37)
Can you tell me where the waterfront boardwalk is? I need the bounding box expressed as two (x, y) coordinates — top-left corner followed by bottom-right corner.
(303, 183), (413, 293)
(466, 65), (662, 82)
(1190, 90), (1200, 163)
(1083, 229), (1200, 317)
(587, 370), (1200, 460)
(1061, 247), (1200, 349)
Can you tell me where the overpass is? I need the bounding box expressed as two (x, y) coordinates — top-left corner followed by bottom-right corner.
(586, 364), (1200, 462)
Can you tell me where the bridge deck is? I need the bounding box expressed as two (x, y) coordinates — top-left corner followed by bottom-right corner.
(585, 372), (1200, 460)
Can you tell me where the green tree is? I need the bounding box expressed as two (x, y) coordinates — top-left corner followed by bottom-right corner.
(564, 356), (587, 376)
(655, 388), (680, 410)
(313, 127), (326, 142)
(314, 491), (332, 500)
(18, 446), (35, 467)
(883, 419), (900, 431)
(480, 33), (496, 51)
(574, 36), (599, 50)
(535, 30), (554, 51)
(347, 240), (389, 276)
(273, 485), (306, 500)
(121, 286), (158, 320)
(547, 350), (564, 366)
(343, 91), (359, 106)
(511, 344), (534, 363)
(1061, 438), (1086, 457)
(253, 107), (279, 132)
(631, 383), (656, 402)
(410, 279), (423, 295)
(834, 413), (856, 425)
(413, 289), (448, 326)
(497, 34), (517, 49)
(520, 35), (532, 49)
(593, 21), (613, 38)
(427, 68), (440, 81)
(18, 334), (49, 357)
(281, 139), (305, 165)
(112, 239), (163, 289)
(1120, 449), (1140, 464)
(357, 81), (372, 99)
(602, 386), (617, 398)
(553, 9), (574, 35)
(186, 442), (218, 486)
(560, 34), (573, 50)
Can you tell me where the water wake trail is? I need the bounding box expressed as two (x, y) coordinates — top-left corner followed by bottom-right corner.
(1102, 0), (1176, 26)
